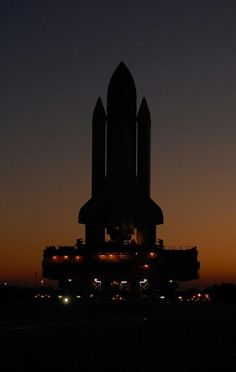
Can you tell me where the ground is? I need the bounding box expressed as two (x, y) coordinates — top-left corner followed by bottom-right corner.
(0, 301), (235, 371)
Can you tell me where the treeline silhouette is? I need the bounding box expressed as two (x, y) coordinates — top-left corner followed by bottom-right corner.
(205, 282), (236, 303)
(0, 284), (56, 302)
(0, 282), (235, 303)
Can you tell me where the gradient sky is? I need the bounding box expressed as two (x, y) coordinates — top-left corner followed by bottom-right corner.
(1, 0), (236, 288)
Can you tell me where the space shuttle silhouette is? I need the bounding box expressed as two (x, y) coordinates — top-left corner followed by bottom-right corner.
(79, 63), (163, 247)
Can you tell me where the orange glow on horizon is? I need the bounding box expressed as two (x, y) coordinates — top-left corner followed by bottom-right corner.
(1, 211), (236, 288)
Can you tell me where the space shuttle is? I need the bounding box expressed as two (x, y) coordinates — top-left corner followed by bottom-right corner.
(79, 62), (163, 247)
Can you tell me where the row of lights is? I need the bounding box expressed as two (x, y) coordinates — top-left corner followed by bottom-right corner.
(51, 252), (157, 261)
(52, 255), (81, 261)
(34, 293), (51, 299)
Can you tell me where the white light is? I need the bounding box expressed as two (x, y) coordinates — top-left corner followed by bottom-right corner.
(58, 295), (63, 298)
(149, 252), (155, 257)
(140, 279), (147, 284)
(68, 278), (72, 282)
(63, 297), (69, 304)
(160, 296), (165, 299)
(76, 295), (81, 299)
(121, 281), (127, 284)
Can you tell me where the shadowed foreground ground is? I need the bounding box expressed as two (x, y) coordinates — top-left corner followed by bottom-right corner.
(0, 302), (235, 371)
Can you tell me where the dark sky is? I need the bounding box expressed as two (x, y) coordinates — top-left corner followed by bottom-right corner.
(1, 0), (236, 287)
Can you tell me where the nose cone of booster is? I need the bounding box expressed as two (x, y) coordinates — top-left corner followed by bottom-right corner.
(138, 97), (151, 123)
(107, 62), (136, 118)
(93, 97), (106, 120)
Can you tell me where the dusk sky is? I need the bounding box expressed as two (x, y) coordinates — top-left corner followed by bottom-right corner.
(1, 0), (236, 288)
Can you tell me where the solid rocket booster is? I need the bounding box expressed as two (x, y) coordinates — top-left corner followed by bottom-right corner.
(92, 97), (106, 197)
(137, 98), (151, 197)
(136, 97), (155, 245)
(79, 62), (163, 247)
